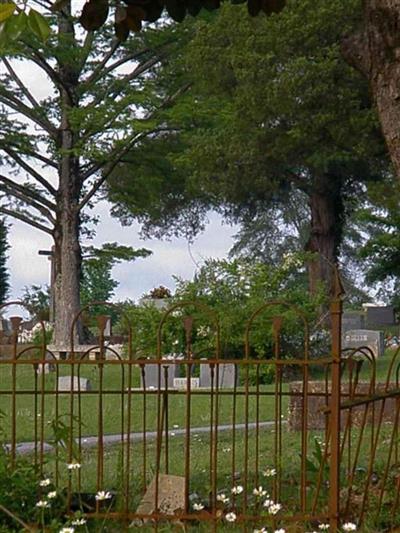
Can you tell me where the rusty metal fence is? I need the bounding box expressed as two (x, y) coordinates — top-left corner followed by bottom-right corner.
(0, 291), (400, 531)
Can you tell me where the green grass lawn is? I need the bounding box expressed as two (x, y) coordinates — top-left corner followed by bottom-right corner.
(0, 362), (289, 442)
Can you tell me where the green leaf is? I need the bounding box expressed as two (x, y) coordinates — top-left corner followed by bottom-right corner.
(28, 9), (51, 42)
(3, 12), (27, 41)
(0, 3), (15, 23)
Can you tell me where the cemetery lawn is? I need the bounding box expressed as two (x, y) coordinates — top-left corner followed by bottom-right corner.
(0, 363), (287, 442)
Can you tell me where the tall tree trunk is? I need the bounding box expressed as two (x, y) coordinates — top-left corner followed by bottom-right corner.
(305, 174), (344, 295)
(52, 6), (83, 347)
(342, 0), (400, 178)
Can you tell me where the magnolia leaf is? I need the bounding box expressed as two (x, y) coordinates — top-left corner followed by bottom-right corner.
(0, 3), (15, 23)
(126, 5), (145, 31)
(79, 0), (109, 31)
(114, 19), (129, 41)
(28, 9), (51, 41)
(4, 12), (27, 41)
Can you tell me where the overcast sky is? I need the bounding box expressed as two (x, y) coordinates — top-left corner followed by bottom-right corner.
(2, 41), (239, 305)
(8, 204), (236, 302)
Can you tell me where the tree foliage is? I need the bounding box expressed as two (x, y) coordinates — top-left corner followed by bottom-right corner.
(110, 0), (389, 294)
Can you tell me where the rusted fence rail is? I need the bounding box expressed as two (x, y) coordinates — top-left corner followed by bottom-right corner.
(0, 294), (399, 531)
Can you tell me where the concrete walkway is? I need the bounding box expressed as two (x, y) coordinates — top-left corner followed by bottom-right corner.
(11, 420), (284, 455)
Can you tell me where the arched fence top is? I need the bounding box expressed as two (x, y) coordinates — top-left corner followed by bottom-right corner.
(156, 300), (220, 361)
(244, 299), (310, 361)
(70, 301), (133, 360)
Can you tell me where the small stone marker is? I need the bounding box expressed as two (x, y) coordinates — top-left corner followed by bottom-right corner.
(200, 362), (237, 388)
(57, 376), (91, 391)
(343, 329), (385, 358)
(140, 363), (180, 389)
(173, 377), (200, 389)
(136, 474), (185, 517)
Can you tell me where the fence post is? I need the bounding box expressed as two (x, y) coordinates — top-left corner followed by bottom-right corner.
(329, 268), (344, 530)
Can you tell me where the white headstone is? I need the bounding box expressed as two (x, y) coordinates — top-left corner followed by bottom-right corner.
(57, 376), (92, 391)
(173, 377), (200, 389)
(140, 363), (180, 389)
(343, 329), (385, 358)
(200, 362), (237, 388)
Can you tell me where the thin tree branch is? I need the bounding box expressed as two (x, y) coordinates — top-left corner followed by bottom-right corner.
(0, 174), (56, 211)
(2, 147), (57, 196)
(79, 83), (190, 210)
(0, 91), (57, 138)
(85, 39), (120, 85)
(0, 206), (53, 234)
(2, 58), (40, 109)
(8, 145), (58, 169)
(21, 42), (74, 102)
(0, 183), (56, 224)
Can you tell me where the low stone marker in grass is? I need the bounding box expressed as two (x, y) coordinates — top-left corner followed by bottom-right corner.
(57, 376), (92, 392)
(136, 474), (185, 519)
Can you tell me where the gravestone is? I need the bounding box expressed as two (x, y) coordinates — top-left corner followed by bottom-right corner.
(36, 352), (56, 374)
(57, 376), (92, 391)
(342, 312), (365, 333)
(200, 362), (237, 388)
(140, 363), (180, 389)
(136, 474), (185, 517)
(343, 329), (385, 358)
(173, 377), (200, 390)
(366, 306), (396, 327)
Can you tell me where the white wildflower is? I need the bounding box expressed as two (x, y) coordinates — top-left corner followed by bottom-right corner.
(263, 499), (274, 508)
(71, 518), (87, 526)
(263, 468), (277, 477)
(95, 490), (112, 501)
(253, 529), (267, 533)
(67, 462), (81, 470)
(268, 503), (282, 515)
(225, 512), (237, 522)
(342, 523), (357, 532)
(59, 528), (75, 533)
(253, 486), (268, 497)
(36, 500), (50, 508)
(319, 525), (330, 531)
(274, 529), (286, 533)
(193, 502), (204, 511)
(217, 493), (229, 504)
(231, 485), (243, 495)
(39, 478), (51, 487)
(47, 491), (57, 499)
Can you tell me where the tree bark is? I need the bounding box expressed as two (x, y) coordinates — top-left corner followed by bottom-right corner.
(305, 174), (344, 296)
(52, 6), (83, 347)
(342, 0), (400, 178)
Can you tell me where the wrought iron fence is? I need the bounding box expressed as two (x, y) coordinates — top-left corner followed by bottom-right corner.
(0, 292), (399, 531)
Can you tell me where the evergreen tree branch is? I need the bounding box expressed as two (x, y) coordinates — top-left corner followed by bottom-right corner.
(2, 58), (40, 109)
(78, 129), (155, 210)
(0, 206), (53, 234)
(0, 183), (56, 223)
(85, 38), (120, 85)
(0, 90), (57, 138)
(0, 174), (56, 211)
(21, 43), (74, 102)
(7, 144), (58, 169)
(2, 147), (57, 196)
